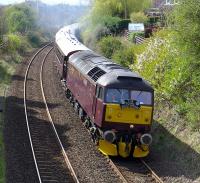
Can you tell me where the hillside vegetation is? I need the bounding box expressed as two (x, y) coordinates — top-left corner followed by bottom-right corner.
(82, 0), (200, 152)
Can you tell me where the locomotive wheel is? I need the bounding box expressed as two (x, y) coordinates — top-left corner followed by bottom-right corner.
(78, 107), (84, 121)
(74, 102), (79, 113)
(65, 89), (71, 99)
(83, 118), (91, 129)
(69, 95), (74, 106)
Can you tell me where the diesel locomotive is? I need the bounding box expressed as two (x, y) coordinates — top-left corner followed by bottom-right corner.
(55, 25), (154, 158)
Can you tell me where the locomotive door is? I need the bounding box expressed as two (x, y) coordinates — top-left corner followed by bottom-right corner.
(93, 85), (105, 126)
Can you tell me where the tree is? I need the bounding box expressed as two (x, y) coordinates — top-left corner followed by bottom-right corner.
(4, 4), (36, 34)
(90, 0), (151, 22)
(170, 0), (200, 127)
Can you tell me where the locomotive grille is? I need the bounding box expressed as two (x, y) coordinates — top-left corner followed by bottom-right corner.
(88, 67), (106, 82)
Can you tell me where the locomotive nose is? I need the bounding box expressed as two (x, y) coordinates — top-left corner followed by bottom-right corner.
(140, 133), (152, 145)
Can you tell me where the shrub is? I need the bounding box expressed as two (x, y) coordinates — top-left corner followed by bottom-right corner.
(6, 33), (21, 53)
(97, 36), (122, 58)
(117, 19), (131, 31)
(130, 12), (148, 24)
(27, 31), (43, 47)
(112, 46), (135, 68)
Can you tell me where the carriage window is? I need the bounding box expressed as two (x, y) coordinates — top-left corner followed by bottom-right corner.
(106, 89), (129, 103)
(131, 91), (152, 105)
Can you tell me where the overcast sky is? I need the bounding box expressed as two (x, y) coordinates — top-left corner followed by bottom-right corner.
(0, 0), (90, 5)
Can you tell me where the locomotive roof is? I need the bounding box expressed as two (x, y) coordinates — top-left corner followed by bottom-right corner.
(69, 51), (153, 92)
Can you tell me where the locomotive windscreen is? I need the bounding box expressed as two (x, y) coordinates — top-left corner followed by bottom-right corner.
(105, 88), (152, 105)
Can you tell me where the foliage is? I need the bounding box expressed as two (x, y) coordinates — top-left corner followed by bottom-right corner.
(132, 27), (200, 129)
(112, 46), (135, 68)
(130, 12), (148, 23)
(4, 4), (36, 34)
(118, 19), (131, 31)
(97, 36), (123, 58)
(91, 0), (151, 20)
(170, 0), (200, 128)
(171, 0), (200, 59)
(27, 31), (43, 47)
(128, 0), (200, 129)
(82, 0), (151, 46)
(97, 16), (122, 35)
(6, 33), (22, 53)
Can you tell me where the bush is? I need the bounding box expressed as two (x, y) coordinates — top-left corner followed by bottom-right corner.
(6, 33), (21, 53)
(100, 16), (122, 35)
(27, 31), (43, 47)
(131, 28), (200, 129)
(97, 36), (122, 58)
(118, 19), (131, 31)
(112, 46), (135, 68)
(130, 12), (148, 24)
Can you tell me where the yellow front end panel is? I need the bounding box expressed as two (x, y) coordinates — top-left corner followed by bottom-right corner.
(105, 104), (152, 125)
(118, 142), (131, 158)
(133, 145), (149, 158)
(98, 139), (118, 156)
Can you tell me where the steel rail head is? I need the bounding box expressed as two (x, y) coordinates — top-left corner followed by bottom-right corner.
(24, 43), (53, 183)
(107, 157), (128, 183)
(140, 159), (164, 183)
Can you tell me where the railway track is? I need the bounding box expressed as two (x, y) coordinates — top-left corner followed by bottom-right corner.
(108, 157), (164, 183)
(24, 43), (79, 183)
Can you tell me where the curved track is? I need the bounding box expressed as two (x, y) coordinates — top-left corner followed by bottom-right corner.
(24, 43), (79, 183)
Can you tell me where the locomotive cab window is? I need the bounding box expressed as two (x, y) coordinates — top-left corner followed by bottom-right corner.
(131, 90), (152, 105)
(106, 89), (129, 104)
(105, 89), (152, 105)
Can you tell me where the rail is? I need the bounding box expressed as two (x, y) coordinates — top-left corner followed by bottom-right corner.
(140, 159), (164, 183)
(40, 46), (79, 183)
(108, 157), (164, 183)
(24, 43), (51, 183)
(24, 43), (79, 183)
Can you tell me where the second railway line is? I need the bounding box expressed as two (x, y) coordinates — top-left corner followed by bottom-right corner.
(24, 43), (77, 183)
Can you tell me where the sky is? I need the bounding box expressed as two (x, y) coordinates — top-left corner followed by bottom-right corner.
(0, 0), (90, 5)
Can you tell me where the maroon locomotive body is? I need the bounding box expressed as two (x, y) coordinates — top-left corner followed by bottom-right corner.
(54, 26), (154, 158)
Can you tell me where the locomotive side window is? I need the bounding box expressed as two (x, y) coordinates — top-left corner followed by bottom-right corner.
(131, 91), (152, 105)
(98, 87), (104, 100)
(96, 86), (104, 100)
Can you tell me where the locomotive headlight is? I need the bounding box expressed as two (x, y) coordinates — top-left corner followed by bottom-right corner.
(103, 130), (116, 143)
(140, 133), (152, 145)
